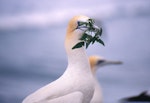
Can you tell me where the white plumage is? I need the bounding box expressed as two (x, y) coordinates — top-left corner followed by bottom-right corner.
(22, 15), (98, 103)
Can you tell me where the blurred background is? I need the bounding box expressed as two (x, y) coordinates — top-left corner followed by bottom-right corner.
(0, 0), (150, 103)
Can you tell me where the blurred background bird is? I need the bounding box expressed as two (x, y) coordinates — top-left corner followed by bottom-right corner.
(89, 55), (122, 103)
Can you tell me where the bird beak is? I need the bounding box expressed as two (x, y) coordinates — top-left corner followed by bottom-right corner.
(77, 19), (101, 34)
(105, 60), (122, 65)
(97, 59), (123, 67)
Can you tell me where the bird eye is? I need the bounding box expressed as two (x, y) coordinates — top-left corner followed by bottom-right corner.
(97, 60), (105, 64)
(88, 19), (95, 24)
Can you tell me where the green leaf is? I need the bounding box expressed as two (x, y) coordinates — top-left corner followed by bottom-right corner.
(96, 38), (105, 46)
(86, 42), (91, 49)
(85, 38), (92, 49)
(91, 37), (96, 44)
(72, 42), (85, 49)
(86, 34), (93, 40)
(99, 28), (102, 36)
(80, 33), (88, 40)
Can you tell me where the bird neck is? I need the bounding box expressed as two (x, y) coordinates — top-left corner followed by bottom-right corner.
(91, 68), (97, 76)
(65, 31), (91, 73)
(67, 49), (91, 72)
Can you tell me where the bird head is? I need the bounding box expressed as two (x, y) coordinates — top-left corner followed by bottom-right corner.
(67, 15), (94, 36)
(65, 15), (103, 51)
(89, 55), (122, 74)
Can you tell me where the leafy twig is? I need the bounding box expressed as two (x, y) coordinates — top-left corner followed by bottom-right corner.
(72, 19), (104, 49)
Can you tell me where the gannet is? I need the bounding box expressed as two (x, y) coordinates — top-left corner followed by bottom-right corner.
(89, 55), (122, 103)
(22, 15), (102, 103)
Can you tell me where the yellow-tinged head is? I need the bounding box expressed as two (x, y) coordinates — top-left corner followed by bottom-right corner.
(65, 15), (94, 51)
(66, 15), (90, 35)
(89, 55), (104, 74)
(89, 55), (122, 74)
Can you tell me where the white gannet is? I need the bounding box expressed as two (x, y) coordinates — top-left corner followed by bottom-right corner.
(22, 15), (102, 103)
(89, 55), (122, 103)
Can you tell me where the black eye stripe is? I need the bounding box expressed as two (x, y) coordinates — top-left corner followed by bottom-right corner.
(97, 60), (105, 64)
(78, 21), (87, 26)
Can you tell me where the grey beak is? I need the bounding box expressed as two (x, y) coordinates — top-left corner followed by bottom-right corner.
(105, 60), (123, 65)
(97, 59), (123, 67)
